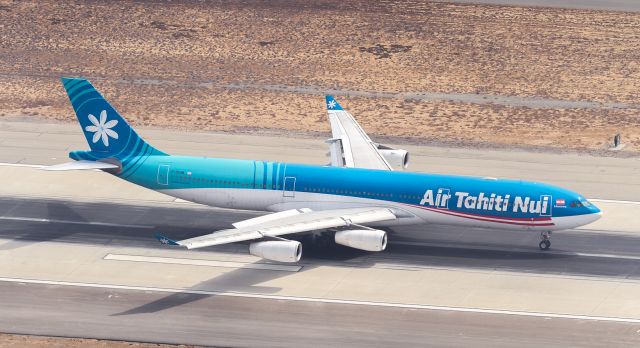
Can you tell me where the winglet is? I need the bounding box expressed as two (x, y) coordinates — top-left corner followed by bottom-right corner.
(154, 233), (180, 246)
(325, 96), (344, 111)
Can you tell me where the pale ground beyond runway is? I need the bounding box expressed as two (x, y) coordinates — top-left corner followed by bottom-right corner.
(0, 120), (639, 347)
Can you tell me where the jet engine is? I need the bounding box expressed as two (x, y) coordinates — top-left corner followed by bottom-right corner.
(249, 240), (302, 263)
(334, 229), (387, 252)
(378, 147), (409, 169)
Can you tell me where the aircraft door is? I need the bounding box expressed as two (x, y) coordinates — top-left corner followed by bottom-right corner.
(283, 177), (296, 198)
(157, 163), (170, 185)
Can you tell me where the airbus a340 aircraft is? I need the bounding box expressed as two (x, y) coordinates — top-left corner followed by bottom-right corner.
(46, 78), (602, 262)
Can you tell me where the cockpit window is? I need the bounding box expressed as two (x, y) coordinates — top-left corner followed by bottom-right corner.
(570, 198), (591, 208)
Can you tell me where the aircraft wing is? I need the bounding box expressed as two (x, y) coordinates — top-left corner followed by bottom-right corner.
(325, 96), (393, 171)
(155, 207), (396, 249)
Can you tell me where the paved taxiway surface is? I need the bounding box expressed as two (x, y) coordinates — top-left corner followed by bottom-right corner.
(1, 120), (639, 346)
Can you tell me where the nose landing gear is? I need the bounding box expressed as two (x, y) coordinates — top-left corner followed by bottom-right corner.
(539, 231), (552, 250)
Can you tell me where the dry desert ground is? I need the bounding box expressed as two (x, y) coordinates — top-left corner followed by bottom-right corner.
(0, 0), (639, 154)
(0, 333), (196, 348)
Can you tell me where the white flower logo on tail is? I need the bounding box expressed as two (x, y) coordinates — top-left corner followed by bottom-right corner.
(327, 100), (337, 109)
(85, 110), (118, 146)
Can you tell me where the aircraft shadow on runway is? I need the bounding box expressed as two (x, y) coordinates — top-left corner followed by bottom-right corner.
(0, 199), (90, 251)
(112, 242), (370, 316)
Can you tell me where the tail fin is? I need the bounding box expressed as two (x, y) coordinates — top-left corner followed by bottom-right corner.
(61, 77), (166, 158)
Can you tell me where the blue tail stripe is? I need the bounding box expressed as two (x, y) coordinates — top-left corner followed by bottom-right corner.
(70, 88), (99, 106)
(121, 145), (155, 179)
(66, 80), (91, 99)
(119, 141), (148, 176)
(64, 79), (87, 93)
(119, 139), (145, 169)
(74, 97), (104, 115)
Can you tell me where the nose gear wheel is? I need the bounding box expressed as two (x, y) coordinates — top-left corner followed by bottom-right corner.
(539, 231), (552, 250)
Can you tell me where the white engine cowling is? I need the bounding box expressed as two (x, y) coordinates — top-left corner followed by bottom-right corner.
(334, 229), (387, 252)
(249, 240), (302, 263)
(379, 149), (409, 169)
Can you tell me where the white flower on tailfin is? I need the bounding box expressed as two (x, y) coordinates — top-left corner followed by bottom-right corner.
(327, 100), (337, 109)
(85, 110), (118, 146)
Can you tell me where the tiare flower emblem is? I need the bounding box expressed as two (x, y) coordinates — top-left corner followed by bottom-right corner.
(327, 100), (337, 109)
(85, 110), (118, 146)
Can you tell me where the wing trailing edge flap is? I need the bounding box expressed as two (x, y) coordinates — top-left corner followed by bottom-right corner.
(159, 207), (397, 250)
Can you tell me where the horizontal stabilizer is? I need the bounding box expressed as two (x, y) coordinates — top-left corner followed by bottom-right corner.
(41, 160), (119, 171)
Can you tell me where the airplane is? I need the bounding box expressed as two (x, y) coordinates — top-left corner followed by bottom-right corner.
(45, 77), (602, 262)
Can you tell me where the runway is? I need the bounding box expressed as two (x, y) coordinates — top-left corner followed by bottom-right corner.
(0, 120), (639, 346)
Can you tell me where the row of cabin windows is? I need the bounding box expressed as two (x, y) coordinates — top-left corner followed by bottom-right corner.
(174, 175), (281, 189)
(303, 187), (393, 198)
(301, 188), (420, 200)
(399, 194), (421, 200)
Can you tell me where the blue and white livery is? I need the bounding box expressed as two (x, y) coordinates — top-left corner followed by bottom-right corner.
(46, 78), (602, 262)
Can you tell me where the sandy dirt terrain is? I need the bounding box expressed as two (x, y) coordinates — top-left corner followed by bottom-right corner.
(0, 333), (196, 348)
(0, 0), (639, 153)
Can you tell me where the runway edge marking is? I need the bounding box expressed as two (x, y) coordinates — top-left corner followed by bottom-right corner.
(1, 277), (639, 324)
(104, 253), (302, 272)
(0, 216), (153, 229)
(391, 241), (640, 261)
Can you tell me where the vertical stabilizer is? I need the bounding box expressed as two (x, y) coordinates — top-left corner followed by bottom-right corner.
(61, 77), (166, 158)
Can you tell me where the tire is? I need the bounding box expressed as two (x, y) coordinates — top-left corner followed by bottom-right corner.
(539, 240), (551, 250)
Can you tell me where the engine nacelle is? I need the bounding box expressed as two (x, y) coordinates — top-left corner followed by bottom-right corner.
(379, 149), (409, 169)
(334, 229), (387, 252)
(249, 240), (302, 263)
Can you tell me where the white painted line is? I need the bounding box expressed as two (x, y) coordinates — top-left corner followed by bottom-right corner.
(589, 198), (640, 206)
(1, 277), (639, 324)
(391, 241), (640, 261)
(0, 216), (153, 229)
(104, 253), (301, 272)
(0, 162), (44, 168)
(569, 252), (640, 261)
(173, 198), (192, 203)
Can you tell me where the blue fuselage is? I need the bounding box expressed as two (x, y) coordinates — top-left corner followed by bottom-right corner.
(70, 150), (601, 231)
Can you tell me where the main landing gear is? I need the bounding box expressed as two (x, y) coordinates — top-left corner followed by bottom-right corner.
(539, 231), (552, 251)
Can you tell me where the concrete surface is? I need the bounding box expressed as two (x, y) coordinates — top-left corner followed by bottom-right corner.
(0, 120), (639, 347)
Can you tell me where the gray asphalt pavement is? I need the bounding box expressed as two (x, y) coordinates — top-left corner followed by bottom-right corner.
(2, 281), (638, 348)
(1, 197), (640, 280)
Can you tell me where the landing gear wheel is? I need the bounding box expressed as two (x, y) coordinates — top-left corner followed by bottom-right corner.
(539, 240), (551, 250)
(539, 231), (552, 251)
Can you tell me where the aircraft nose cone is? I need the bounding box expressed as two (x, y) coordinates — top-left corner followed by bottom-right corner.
(583, 208), (602, 225)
